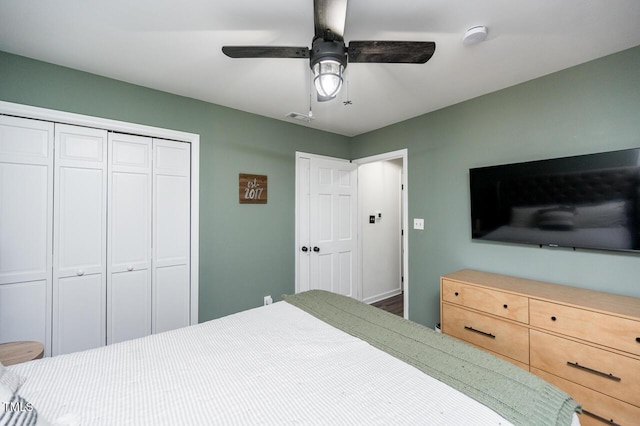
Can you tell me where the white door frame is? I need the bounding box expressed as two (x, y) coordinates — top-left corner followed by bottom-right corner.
(353, 149), (409, 319)
(0, 101), (200, 326)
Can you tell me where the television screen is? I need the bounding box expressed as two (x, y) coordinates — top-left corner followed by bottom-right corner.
(470, 149), (640, 252)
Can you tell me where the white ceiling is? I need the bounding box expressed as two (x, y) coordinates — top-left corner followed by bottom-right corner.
(1, 0), (640, 137)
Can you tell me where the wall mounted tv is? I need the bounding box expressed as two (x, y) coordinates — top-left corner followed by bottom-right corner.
(470, 148), (640, 253)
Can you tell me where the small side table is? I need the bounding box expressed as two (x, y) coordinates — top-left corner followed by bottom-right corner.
(0, 341), (44, 366)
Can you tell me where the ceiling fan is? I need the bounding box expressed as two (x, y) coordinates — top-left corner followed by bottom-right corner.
(222, 0), (436, 102)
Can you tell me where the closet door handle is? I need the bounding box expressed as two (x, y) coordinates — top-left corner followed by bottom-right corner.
(313, 246), (320, 252)
(464, 325), (496, 339)
(76, 270), (84, 276)
(582, 409), (620, 426)
(301, 246), (309, 252)
(566, 361), (621, 382)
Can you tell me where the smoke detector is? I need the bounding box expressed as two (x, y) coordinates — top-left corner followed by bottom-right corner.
(463, 26), (488, 45)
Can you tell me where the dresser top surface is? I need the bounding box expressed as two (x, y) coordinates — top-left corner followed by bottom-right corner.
(442, 269), (640, 320)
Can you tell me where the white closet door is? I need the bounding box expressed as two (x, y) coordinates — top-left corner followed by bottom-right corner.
(152, 139), (191, 334)
(53, 124), (107, 355)
(107, 133), (152, 344)
(0, 116), (53, 354)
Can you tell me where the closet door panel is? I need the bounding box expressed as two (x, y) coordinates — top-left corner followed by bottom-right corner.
(0, 280), (47, 344)
(154, 141), (189, 173)
(58, 131), (104, 163)
(0, 121), (50, 159)
(153, 140), (190, 333)
(107, 134), (152, 344)
(109, 270), (150, 343)
(53, 124), (107, 355)
(154, 265), (190, 333)
(155, 174), (190, 266)
(0, 163), (50, 284)
(112, 138), (150, 167)
(110, 172), (149, 270)
(56, 167), (105, 275)
(0, 116), (53, 353)
(54, 274), (104, 355)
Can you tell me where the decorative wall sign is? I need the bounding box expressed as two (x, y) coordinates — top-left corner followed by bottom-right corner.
(239, 173), (267, 204)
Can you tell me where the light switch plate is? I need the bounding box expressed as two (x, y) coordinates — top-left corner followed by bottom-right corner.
(413, 218), (424, 230)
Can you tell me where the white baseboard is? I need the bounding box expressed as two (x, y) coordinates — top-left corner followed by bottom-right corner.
(364, 288), (402, 305)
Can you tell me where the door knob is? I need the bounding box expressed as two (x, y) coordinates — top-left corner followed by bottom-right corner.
(76, 270), (84, 276)
(313, 246), (320, 252)
(301, 246), (309, 252)
(127, 266), (134, 271)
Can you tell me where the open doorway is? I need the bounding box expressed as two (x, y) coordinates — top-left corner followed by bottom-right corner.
(354, 150), (408, 318)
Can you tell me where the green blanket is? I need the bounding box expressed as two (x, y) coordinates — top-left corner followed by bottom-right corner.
(284, 290), (580, 426)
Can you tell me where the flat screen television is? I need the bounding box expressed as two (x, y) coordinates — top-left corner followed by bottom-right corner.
(470, 149), (640, 253)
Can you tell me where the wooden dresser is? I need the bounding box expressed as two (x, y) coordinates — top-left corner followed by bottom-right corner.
(440, 269), (640, 426)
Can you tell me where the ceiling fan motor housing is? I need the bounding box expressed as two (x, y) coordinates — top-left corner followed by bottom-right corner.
(310, 38), (348, 70)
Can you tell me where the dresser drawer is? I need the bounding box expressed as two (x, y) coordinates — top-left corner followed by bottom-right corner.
(441, 279), (529, 323)
(530, 330), (640, 407)
(442, 303), (529, 364)
(530, 299), (640, 356)
(532, 367), (640, 426)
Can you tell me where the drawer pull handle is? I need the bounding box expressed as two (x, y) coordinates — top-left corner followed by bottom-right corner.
(464, 326), (496, 339)
(503, 304), (508, 309)
(551, 316), (557, 321)
(636, 337), (640, 343)
(454, 292), (459, 296)
(582, 409), (620, 426)
(566, 361), (621, 382)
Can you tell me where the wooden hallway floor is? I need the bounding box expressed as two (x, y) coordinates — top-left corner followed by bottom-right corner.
(371, 293), (404, 317)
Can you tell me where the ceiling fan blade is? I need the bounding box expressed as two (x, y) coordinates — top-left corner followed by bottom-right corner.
(314, 0), (348, 41)
(347, 41), (436, 63)
(222, 46), (309, 59)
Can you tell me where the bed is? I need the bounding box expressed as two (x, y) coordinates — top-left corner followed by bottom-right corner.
(2, 290), (580, 425)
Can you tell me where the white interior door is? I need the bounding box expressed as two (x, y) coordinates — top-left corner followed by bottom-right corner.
(296, 153), (358, 298)
(107, 133), (152, 344)
(53, 124), (107, 355)
(152, 139), (191, 334)
(0, 116), (53, 354)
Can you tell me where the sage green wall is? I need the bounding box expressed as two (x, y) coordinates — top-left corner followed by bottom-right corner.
(3, 47), (640, 330)
(0, 51), (351, 322)
(351, 46), (640, 328)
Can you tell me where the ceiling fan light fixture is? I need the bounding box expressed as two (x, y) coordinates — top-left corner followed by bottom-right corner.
(313, 59), (344, 100)
(309, 38), (347, 101)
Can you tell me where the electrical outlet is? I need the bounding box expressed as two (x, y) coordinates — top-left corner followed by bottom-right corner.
(264, 295), (273, 306)
(413, 218), (424, 230)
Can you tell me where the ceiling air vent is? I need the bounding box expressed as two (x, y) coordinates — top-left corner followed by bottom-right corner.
(285, 112), (313, 123)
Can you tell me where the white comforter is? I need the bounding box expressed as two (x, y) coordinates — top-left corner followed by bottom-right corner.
(10, 301), (578, 425)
